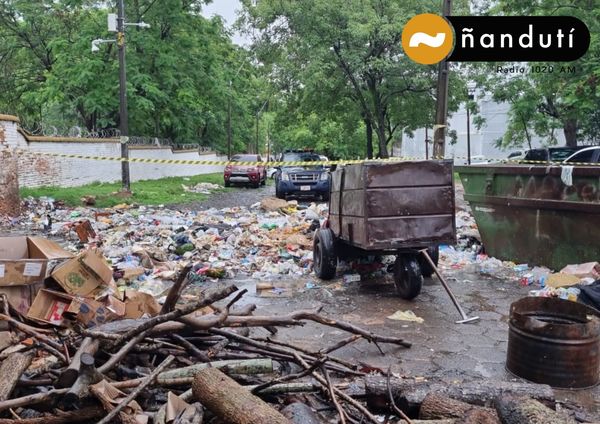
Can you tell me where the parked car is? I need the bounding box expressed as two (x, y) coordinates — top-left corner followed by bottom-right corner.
(507, 150), (525, 160)
(523, 147), (586, 163)
(275, 151), (330, 200)
(563, 146), (600, 164)
(267, 167), (278, 179)
(224, 154), (266, 188)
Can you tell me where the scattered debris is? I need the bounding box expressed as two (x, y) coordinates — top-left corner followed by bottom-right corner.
(386, 310), (424, 323)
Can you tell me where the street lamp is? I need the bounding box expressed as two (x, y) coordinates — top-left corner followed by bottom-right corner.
(92, 2), (150, 191)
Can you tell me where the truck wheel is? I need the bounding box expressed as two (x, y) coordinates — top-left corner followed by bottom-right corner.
(275, 187), (285, 199)
(313, 228), (337, 280)
(418, 246), (439, 278)
(252, 181), (260, 188)
(394, 254), (423, 300)
(322, 192), (330, 201)
(224, 181), (231, 188)
(261, 177), (266, 186)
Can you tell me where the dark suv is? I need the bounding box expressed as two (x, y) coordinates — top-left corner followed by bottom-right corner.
(275, 152), (330, 200)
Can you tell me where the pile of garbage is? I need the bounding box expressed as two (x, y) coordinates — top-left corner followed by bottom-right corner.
(181, 182), (222, 194)
(13, 197), (327, 285)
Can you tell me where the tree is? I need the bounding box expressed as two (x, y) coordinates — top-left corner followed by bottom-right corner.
(0, 0), (261, 153)
(479, 0), (600, 147)
(241, 0), (467, 158)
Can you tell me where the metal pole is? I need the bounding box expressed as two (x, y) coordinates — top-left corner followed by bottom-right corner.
(466, 102), (471, 165)
(433, 0), (452, 160)
(117, 0), (130, 191)
(425, 127), (429, 160)
(266, 120), (270, 163)
(227, 80), (232, 159)
(255, 112), (259, 154)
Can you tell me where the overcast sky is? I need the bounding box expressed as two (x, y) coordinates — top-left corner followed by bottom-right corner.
(201, 0), (249, 46)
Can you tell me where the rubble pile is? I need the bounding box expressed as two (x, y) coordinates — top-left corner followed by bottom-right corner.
(14, 197), (327, 285)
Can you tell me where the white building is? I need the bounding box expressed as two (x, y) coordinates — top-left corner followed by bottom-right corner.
(396, 95), (566, 163)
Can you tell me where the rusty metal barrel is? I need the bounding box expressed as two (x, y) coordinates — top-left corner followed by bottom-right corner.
(507, 297), (600, 389)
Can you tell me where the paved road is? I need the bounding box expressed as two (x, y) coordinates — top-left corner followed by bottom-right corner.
(190, 184), (600, 415)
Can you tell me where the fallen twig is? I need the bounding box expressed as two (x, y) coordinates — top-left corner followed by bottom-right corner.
(96, 355), (175, 424)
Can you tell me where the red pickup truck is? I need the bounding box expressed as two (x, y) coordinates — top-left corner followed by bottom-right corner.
(224, 154), (267, 188)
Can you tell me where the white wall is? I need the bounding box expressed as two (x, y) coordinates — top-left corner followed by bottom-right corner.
(0, 115), (226, 188)
(396, 96), (567, 163)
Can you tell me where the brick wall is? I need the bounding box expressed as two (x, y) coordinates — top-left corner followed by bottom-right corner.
(0, 116), (226, 188)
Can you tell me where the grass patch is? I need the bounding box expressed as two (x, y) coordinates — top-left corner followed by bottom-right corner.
(20, 173), (227, 208)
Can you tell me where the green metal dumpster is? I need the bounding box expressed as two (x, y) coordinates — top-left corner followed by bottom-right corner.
(457, 164), (600, 270)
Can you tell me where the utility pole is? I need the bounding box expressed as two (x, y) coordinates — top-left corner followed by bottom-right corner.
(466, 102), (471, 165)
(425, 127), (429, 160)
(227, 80), (232, 159)
(117, 0), (130, 191)
(227, 62), (245, 160)
(433, 0), (452, 159)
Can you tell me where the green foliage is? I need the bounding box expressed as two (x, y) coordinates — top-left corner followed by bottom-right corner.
(20, 173), (227, 208)
(240, 0), (468, 158)
(475, 0), (600, 148)
(0, 0), (260, 153)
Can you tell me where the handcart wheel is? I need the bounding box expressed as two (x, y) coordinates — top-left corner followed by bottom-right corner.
(419, 246), (439, 278)
(313, 228), (337, 280)
(394, 254), (423, 300)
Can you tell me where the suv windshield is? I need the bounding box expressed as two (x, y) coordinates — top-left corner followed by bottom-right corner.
(281, 153), (323, 168)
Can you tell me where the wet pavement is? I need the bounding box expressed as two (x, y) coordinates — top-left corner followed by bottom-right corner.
(5, 182), (600, 414)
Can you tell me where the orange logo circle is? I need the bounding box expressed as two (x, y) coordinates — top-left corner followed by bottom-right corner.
(402, 14), (454, 65)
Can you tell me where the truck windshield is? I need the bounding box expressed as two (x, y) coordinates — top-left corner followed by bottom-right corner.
(282, 153), (323, 168)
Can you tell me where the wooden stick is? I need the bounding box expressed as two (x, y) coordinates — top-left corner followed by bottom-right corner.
(63, 353), (103, 405)
(387, 367), (412, 424)
(258, 336), (358, 371)
(116, 284), (237, 343)
(321, 335), (361, 355)
(0, 405), (105, 424)
(96, 355), (175, 424)
(251, 357), (326, 394)
(172, 334), (210, 362)
(211, 329), (362, 376)
(293, 353), (380, 424)
(97, 329), (151, 374)
(321, 365), (347, 424)
(56, 337), (100, 387)
(160, 264), (192, 314)
(0, 314), (63, 350)
(33, 340), (68, 364)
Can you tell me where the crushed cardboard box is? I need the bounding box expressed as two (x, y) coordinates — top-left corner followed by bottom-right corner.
(51, 248), (114, 296)
(0, 236), (73, 286)
(28, 289), (126, 327)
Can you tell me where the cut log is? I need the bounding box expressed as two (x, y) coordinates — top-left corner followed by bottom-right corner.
(57, 337), (100, 388)
(365, 376), (555, 414)
(62, 353), (103, 405)
(419, 393), (499, 422)
(461, 409), (502, 424)
(494, 395), (576, 424)
(0, 352), (33, 401)
(192, 367), (291, 424)
(281, 402), (323, 424)
(157, 358), (272, 384)
(0, 405), (105, 423)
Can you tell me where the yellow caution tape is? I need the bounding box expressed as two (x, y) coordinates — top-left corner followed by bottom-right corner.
(14, 148), (600, 167)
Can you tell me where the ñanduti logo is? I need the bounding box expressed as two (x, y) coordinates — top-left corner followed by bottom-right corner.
(402, 14), (590, 65)
(402, 13), (454, 65)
